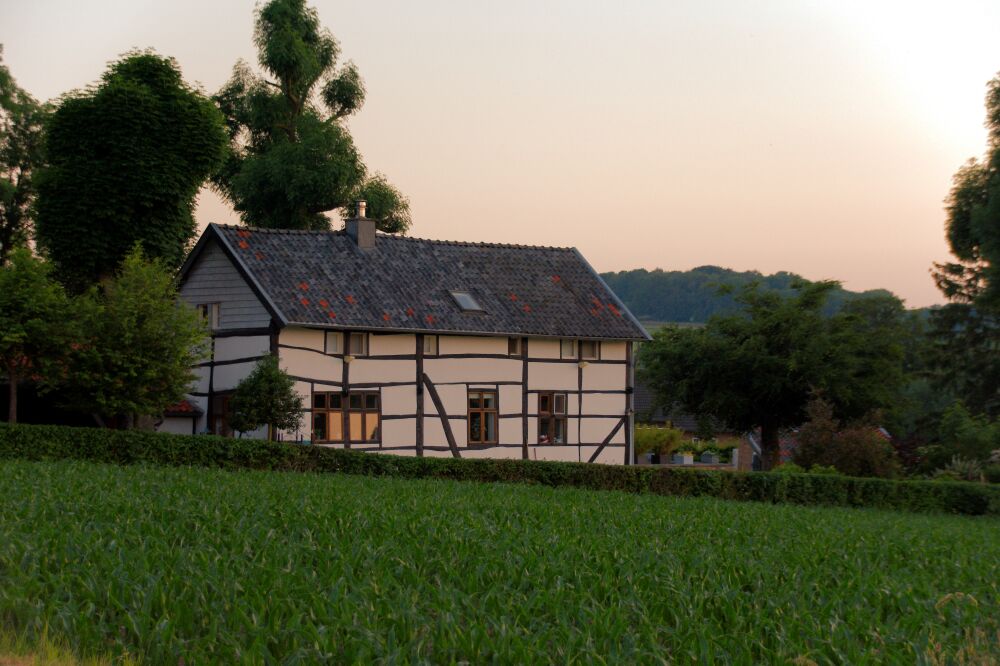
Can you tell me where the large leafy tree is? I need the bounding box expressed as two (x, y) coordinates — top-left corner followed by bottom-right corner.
(35, 52), (227, 291)
(228, 354), (303, 440)
(639, 281), (904, 469)
(65, 247), (209, 428)
(0, 249), (74, 423)
(0, 46), (48, 264)
(930, 72), (1000, 416)
(214, 0), (410, 232)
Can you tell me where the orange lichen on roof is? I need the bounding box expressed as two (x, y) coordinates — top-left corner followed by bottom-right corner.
(551, 275), (561, 282)
(406, 307), (415, 317)
(298, 281), (309, 291)
(382, 312), (391, 321)
(326, 310), (336, 319)
(425, 314), (435, 324)
(254, 251), (265, 260)
(236, 229), (251, 238)
(300, 297), (310, 306)
(608, 303), (622, 316)
(523, 304), (532, 313)
(238, 240), (249, 250)
(345, 295), (356, 304)
(509, 293), (518, 301)
(318, 299), (329, 308)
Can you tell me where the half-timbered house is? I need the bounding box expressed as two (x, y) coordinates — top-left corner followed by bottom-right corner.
(166, 208), (649, 464)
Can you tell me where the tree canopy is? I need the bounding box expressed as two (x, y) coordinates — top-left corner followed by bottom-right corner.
(0, 46), (48, 264)
(638, 281), (905, 469)
(63, 247), (209, 427)
(213, 0), (410, 233)
(228, 354), (303, 439)
(35, 51), (227, 291)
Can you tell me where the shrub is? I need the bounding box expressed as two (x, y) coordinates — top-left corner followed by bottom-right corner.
(794, 399), (901, 478)
(933, 456), (985, 483)
(0, 422), (998, 515)
(634, 425), (684, 456)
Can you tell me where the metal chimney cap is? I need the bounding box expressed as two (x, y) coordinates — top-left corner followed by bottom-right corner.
(356, 200), (367, 219)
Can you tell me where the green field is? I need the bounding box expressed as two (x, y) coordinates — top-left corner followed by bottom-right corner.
(1, 460), (997, 663)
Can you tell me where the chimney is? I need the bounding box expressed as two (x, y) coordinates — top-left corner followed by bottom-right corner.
(345, 199), (376, 249)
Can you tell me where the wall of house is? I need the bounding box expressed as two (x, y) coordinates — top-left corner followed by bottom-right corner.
(179, 241), (271, 330)
(272, 327), (631, 465)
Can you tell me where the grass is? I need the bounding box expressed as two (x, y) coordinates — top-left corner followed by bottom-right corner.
(1, 460), (997, 664)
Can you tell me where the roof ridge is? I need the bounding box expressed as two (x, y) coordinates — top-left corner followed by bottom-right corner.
(211, 222), (574, 252)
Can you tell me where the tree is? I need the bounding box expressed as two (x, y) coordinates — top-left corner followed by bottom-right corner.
(0, 46), (49, 264)
(214, 0), (409, 233)
(638, 281), (904, 470)
(35, 52), (227, 291)
(793, 398), (901, 478)
(65, 247), (209, 427)
(228, 354), (303, 440)
(930, 72), (1000, 416)
(0, 249), (73, 422)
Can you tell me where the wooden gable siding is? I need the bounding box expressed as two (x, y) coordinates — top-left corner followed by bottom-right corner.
(179, 240), (271, 329)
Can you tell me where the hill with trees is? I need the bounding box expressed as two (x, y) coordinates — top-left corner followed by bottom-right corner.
(601, 265), (901, 324)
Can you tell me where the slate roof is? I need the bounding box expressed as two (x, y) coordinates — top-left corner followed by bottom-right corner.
(183, 224), (649, 340)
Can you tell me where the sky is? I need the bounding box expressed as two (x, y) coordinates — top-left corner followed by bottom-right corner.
(4, 1), (1000, 307)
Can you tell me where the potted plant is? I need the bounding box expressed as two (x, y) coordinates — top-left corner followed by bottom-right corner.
(700, 445), (721, 464)
(634, 426), (659, 465)
(672, 443), (696, 465)
(657, 427), (684, 465)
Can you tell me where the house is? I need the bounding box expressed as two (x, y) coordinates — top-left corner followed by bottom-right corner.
(164, 209), (650, 464)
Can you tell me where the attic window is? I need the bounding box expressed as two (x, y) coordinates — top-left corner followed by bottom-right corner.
(450, 291), (483, 312)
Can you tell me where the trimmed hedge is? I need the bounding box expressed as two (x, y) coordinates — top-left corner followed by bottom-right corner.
(1, 422), (998, 516)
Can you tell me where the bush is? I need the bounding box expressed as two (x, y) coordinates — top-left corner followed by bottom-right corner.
(1, 422), (998, 515)
(794, 399), (901, 478)
(634, 425), (684, 456)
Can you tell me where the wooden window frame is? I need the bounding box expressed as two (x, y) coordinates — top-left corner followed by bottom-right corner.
(197, 303), (221, 331)
(537, 391), (568, 444)
(467, 389), (499, 445)
(325, 331), (342, 354)
(210, 393), (233, 437)
(348, 332), (368, 357)
(312, 390), (380, 443)
(508, 337), (522, 357)
(560, 339), (576, 359)
(423, 334), (439, 356)
(579, 340), (601, 360)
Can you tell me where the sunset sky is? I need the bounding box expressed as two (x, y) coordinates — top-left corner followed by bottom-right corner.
(4, 0), (1000, 307)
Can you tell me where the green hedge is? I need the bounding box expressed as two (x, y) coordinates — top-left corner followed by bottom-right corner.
(1, 422), (998, 516)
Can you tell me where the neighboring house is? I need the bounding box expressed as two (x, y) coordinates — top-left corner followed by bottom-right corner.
(165, 210), (649, 464)
(158, 399), (203, 435)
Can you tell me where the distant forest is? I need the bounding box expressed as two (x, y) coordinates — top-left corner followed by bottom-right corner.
(600, 266), (901, 324)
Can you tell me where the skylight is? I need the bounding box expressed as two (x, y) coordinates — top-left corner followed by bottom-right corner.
(450, 290), (483, 312)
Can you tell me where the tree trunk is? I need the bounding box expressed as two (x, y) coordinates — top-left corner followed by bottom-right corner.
(760, 423), (781, 471)
(7, 372), (18, 424)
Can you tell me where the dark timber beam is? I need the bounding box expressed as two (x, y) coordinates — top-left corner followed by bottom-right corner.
(587, 416), (626, 464)
(416, 334), (425, 457)
(421, 372), (462, 459)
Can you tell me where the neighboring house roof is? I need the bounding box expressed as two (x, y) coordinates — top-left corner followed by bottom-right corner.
(633, 380), (726, 433)
(164, 399), (203, 417)
(180, 224), (650, 341)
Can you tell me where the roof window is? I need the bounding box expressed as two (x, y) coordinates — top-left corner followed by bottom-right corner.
(450, 290), (484, 312)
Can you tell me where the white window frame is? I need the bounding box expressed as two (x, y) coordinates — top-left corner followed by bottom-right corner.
(348, 332), (368, 356)
(325, 331), (342, 354)
(560, 339), (576, 359)
(197, 303), (221, 331)
(423, 335), (439, 355)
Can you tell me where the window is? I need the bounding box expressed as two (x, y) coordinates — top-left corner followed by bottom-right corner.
(468, 390), (498, 444)
(312, 391), (379, 443)
(538, 392), (567, 444)
(579, 340), (600, 360)
(325, 332), (342, 354)
(450, 290), (484, 312)
(348, 332), (368, 356)
(508, 337), (522, 357)
(560, 339), (576, 359)
(197, 303), (221, 330)
(423, 335), (438, 355)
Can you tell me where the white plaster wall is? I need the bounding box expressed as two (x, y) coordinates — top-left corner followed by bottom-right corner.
(499, 416), (521, 444)
(214, 335), (270, 362)
(423, 417), (447, 447)
(280, 326), (324, 351)
(381, 418), (416, 446)
(370, 333), (415, 355)
(531, 446), (581, 463)
(439, 335), (508, 355)
(582, 364), (626, 391)
(582, 417), (625, 444)
(526, 362), (578, 391)
(424, 357), (521, 384)
(349, 358), (415, 384)
(582, 393), (626, 415)
(292, 381), (312, 405)
(213, 361), (257, 391)
(529, 338), (560, 358)
(381, 385), (416, 415)
(601, 341), (627, 361)
(159, 417), (194, 435)
(592, 446), (626, 465)
(433, 383), (470, 418)
(192, 366), (211, 394)
(280, 347), (342, 381)
(499, 385), (522, 413)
